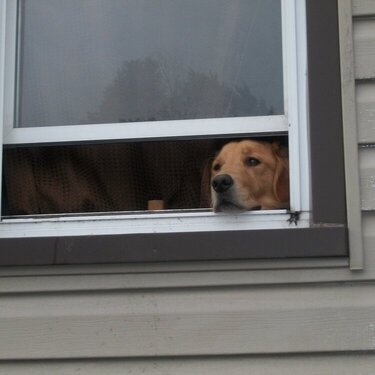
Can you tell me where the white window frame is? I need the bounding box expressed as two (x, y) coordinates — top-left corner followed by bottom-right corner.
(0, 0), (310, 239)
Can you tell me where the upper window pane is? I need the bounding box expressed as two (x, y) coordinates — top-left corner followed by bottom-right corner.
(16, 0), (283, 128)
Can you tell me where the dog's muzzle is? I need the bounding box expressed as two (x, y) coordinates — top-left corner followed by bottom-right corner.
(211, 174), (233, 193)
(211, 174), (261, 212)
(211, 174), (243, 212)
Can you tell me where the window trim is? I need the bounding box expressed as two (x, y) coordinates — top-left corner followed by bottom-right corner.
(4, 116), (289, 145)
(0, 226), (347, 266)
(0, 0), (349, 266)
(337, 0), (364, 270)
(306, 0), (346, 225)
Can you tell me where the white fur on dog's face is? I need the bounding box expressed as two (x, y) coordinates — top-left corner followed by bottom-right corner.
(210, 140), (289, 212)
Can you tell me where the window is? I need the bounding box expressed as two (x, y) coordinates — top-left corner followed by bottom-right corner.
(0, 0), (348, 265)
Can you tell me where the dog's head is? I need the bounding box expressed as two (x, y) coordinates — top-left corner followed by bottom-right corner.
(210, 139), (289, 212)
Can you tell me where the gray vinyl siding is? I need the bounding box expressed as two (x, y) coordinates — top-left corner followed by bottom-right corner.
(355, 0), (375, 214)
(0, 284), (375, 360)
(355, 10), (375, 373)
(1, 1), (375, 373)
(0, 354), (375, 375)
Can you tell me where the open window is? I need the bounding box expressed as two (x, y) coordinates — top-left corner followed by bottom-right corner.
(0, 0), (348, 265)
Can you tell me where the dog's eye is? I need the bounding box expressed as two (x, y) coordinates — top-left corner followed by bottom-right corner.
(244, 157), (260, 167)
(212, 163), (221, 172)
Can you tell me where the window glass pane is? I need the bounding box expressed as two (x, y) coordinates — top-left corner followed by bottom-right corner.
(17, 0), (283, 128)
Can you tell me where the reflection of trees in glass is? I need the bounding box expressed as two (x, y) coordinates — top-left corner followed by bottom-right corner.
(88, 57), (272, 124)
(88, 58), (168, 123)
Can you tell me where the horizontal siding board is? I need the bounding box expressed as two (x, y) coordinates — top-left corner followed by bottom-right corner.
(0, 259), (349, 293)
(359, 147), (375, 210)
(0, 257), (349, 277)
(357, 81), (375, 143)
(354, 19), (375, 79)
(353, 0), (375, 17)
(0, 284), (375, 359)
(1, 354), (375, 375)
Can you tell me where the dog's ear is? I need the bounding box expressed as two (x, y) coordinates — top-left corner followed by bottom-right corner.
(271, 142), (289, 203)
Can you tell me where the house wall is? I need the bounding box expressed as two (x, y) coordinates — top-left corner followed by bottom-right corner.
(0, 0), (375, 373)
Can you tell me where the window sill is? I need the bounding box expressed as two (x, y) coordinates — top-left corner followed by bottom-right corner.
(1, 209), (308, 238)
(0, 222), (347, 266)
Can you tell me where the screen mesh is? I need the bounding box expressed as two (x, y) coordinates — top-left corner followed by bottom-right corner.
(3, 140), (216, 215)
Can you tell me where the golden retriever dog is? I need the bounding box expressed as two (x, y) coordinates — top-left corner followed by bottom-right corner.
(211, 139), (289, 212)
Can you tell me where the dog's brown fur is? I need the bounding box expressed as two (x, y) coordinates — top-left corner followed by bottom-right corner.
(211, 140), (289, 212)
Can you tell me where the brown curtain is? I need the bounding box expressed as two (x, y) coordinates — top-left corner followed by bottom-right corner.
(3, 140), (215, 215)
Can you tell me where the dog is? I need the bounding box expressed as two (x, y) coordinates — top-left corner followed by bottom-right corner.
(210, 139), (289, 212)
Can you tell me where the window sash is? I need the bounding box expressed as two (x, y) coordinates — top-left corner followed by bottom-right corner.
(3, 0), (295, 145)
(4, 115), (288, 145)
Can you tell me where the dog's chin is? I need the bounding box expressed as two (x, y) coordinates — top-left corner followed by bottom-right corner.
(213, 198), (262, 213)
(214, 201), (245, 213)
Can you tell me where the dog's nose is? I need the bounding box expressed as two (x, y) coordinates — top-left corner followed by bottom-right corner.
(212, 174), (234, 193)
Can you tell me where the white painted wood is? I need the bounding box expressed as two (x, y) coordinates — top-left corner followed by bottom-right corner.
(359, 146), (375, 210)
(338, 0), (364, 269)
(357, 81), (375, 144)
(0, 284), (374, 359)
(1, 354), (375, 375)
(0, 0), (7, 219)
(0, 210), (309, 239)
(282, 0), (309, 212)
(2, 0), (17, 148)
(353, 19), (375, 79)
(353, 0), (375, 17)
(294, 0), (310, 212)
(4, 115), (289, 145)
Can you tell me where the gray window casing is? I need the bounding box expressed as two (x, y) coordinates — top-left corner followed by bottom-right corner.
(0, 0), (348, 266)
